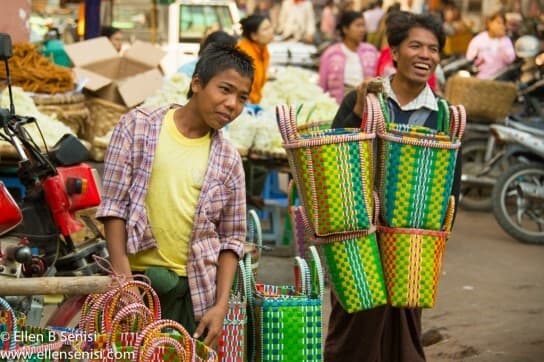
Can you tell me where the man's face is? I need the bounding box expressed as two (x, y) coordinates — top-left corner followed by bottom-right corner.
(191, 69), (251, 130)
(391, 27), (439, 85)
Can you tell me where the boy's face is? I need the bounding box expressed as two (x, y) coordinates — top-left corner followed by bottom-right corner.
(392, 27), (440, 86)
(191, 69), (252, 130)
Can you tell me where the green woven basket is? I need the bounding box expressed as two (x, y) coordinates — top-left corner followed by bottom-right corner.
(247, 247), (324, 362)
(277, 104), (375, 237)
(371, 94), (465, 230)
(320, 232), (387, 313)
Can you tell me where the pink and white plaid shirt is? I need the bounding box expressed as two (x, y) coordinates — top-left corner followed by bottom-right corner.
(96, 105), (246, 320)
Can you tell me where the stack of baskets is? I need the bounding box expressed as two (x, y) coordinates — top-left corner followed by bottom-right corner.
(31, 92), (90, 139)
(277, 90), (466, 312)
(370, 93), (465, 307)
(277, 105), (387, 313)
(86, 97), (128, 161)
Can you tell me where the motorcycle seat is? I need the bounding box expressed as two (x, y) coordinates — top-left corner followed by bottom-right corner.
(509, 120), (544, 137)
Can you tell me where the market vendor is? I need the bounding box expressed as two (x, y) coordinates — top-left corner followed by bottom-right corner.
(96, 44), (254, 349)
(42, 28), (72, 67)
(325, 11), (461, 362)
(237, 15), (274, 105)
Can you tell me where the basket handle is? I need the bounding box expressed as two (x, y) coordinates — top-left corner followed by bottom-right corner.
(108, 303), (155, 347)
(307, 246), (324, 300)
(294, 256), (311, 296)
(0, 297), (17, 351)
(455, 105), (467, 141)
(139, 336), (187, 362)
(134, 319), (194, 359)
(367, 93), (386, 135)
(275, 104), (298, 143)
(101, 280), (161, 333)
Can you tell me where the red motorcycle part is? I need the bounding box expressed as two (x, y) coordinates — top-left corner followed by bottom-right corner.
(43, 164), (101, 236)
(45, 295), (87, 327)
(0, 181), (23, 236)
(56, 164), (101, 211)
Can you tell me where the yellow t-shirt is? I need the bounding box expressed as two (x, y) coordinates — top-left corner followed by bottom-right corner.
(129, 109), (211, 276)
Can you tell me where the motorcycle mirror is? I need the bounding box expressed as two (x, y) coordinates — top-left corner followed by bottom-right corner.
(0, 33), (13, 60)
(47, 134), (89, 166)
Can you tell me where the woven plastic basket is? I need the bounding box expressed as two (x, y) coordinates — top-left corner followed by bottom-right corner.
(320, 230), (387, 313)
(277, 104), (375, 237)
(219, 259), (249, 362)
(372, 94), (465, 230)
(444, 76), (517, 121)
(247, 247), (324, 362)
(378, 196), (455, 308)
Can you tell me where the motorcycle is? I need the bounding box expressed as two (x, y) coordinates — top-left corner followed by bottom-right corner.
(459, 35), (544, 211)
(0, 33), (108, 326)
(488, 120), (544, 244)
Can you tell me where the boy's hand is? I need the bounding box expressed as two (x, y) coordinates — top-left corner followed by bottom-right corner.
(353, 78), (384, 118)
(193, 304), (228, 350)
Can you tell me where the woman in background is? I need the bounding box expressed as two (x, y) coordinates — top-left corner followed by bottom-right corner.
(101, 26), (123, 52)
(237, 15), (274, 105)
(466, 11), (515, 79)
(319, 11), (379, 104)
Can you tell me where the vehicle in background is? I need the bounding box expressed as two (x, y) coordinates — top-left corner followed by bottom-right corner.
(107, 0), (316, 75)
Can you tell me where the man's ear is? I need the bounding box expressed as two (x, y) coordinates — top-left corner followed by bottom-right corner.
(391, 46), (399, 62)
(190, 76), (202, 95)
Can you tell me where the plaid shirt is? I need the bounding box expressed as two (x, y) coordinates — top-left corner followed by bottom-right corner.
(96, 105), (246, 320)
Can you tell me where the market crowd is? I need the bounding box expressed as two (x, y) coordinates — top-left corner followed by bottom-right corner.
(2, 0), (542, 361)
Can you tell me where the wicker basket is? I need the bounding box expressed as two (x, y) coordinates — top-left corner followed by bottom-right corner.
(32, 93), (90, 138)
(444, 76), (517, 122)
(86, 97), (127, 143)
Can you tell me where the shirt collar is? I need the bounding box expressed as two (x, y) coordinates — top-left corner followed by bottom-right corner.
(383, 75), (438, 112)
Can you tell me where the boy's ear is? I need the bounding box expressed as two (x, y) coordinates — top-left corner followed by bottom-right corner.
(190, 76), (202, 95)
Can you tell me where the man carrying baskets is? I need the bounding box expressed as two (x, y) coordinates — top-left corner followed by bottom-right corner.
(325, 12), (462, 362)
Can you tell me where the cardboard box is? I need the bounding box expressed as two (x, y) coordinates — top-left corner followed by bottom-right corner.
(65, 37), (165, 108)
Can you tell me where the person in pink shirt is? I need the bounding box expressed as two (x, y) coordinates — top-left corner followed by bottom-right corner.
(320, 0), (337, 40)
(319, 11), (379, 104)
(466, 11), (516, 79)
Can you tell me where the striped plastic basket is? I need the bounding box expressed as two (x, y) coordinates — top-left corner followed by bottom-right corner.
(378, 197), (456, 308)
(247, 246), (324, 362)
(319, 230), (388, 313)
(219, 259), (250, 362)
(276, 104), (375, 237)
(370, 93), (465, 230)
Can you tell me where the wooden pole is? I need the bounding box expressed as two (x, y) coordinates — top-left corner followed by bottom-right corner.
(151, 0), (157, 44)
(0, 276), (113, 296)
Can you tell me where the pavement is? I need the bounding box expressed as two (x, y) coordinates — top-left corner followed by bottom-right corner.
(259, 209), (544, 361)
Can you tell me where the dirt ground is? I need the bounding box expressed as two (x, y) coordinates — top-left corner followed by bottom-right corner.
(259, 209), (544, 361)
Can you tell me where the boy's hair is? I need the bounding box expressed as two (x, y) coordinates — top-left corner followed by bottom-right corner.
(240, 15), (267, 39)
(198, 30), (237, 56)
(337, 11), (364, 39)
(386, 11), (446, 52)
(187, 44), (254, 98)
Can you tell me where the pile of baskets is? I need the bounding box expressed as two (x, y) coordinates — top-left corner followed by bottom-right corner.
(278, 90), (466, 312)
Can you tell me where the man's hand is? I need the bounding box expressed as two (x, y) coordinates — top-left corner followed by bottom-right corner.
(193, 304), (228, 350)
(353, 78), (384, 118)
